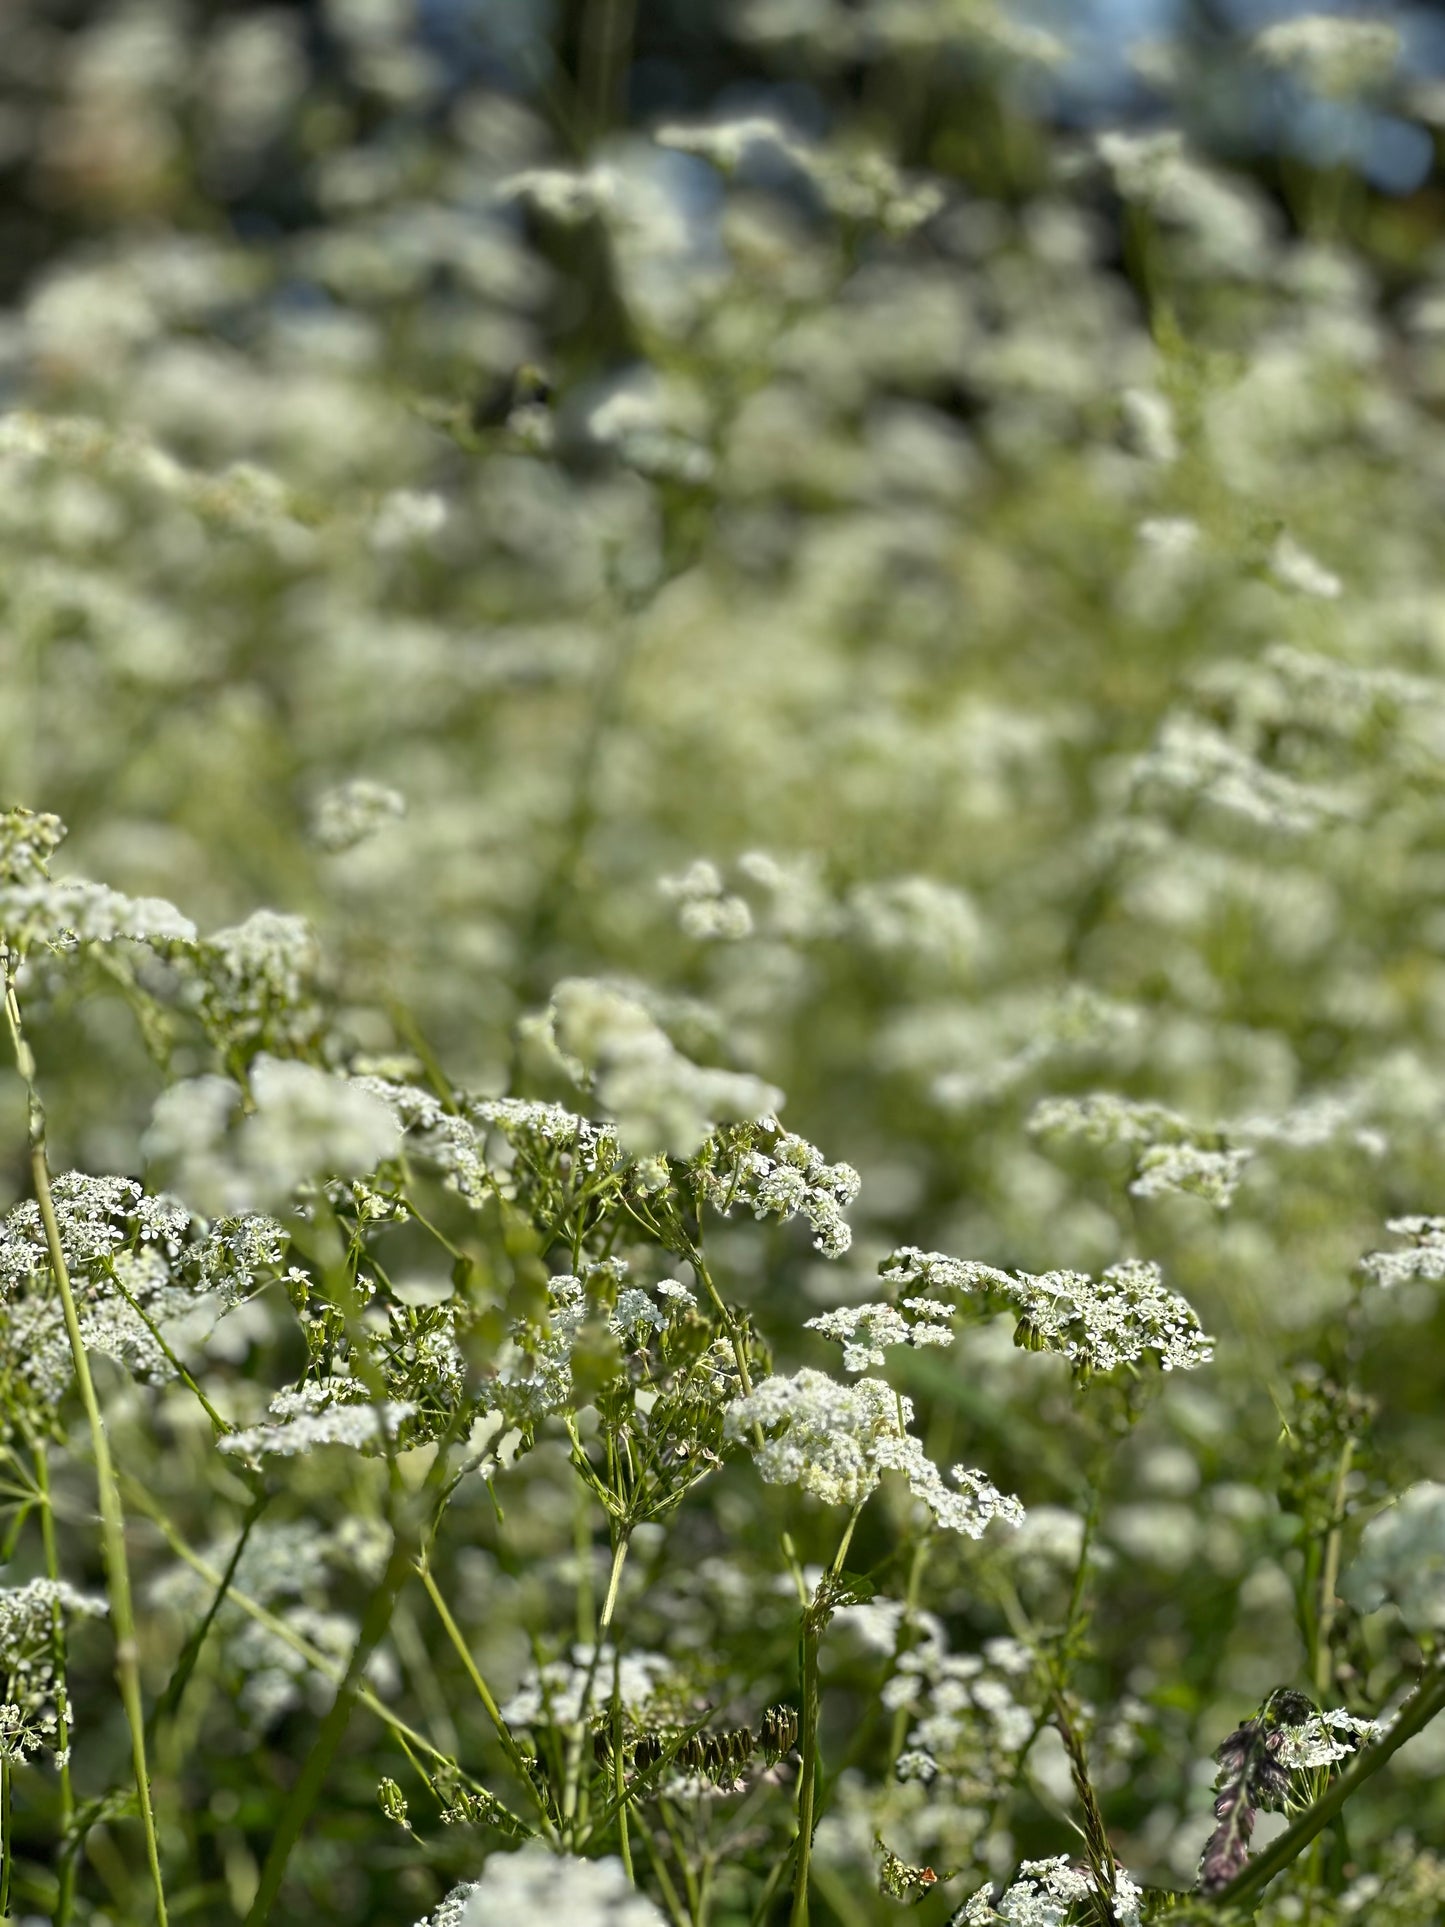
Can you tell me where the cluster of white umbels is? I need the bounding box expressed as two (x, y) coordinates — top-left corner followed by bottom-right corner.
(540, 978), (782, 1158)
(499, 1644), (675, 1730)
(723, 1369), (1022, 1537)
(957, 1856), (1143, 1927)
(0, 1579), (107, 1764)
(415, 1848), (666, 1927)
(309, 777), (406, 853)
(1030, 1095), (1245, 1197)
(695, 1120), (861, 1258)
(219, 1381), (415, 1462)
(805, 1300), (954, 1372)
(880, 1249), (1213, 1377)
(1274, 1708), (1382, 1772)
(1359, 1217), (1445, 1290)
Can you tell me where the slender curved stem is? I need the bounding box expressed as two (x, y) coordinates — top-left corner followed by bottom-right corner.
(3, 962), (168, 1926)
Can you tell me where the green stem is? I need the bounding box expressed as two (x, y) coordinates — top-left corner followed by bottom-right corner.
(790, 1502), (864, 1927)
(1212, 1661), (1445, 1911)
(417, 1560), (558, 1839)
(3, 963), (168, 1926)
(35, 1443), (76, 1925)
(1, 1754), (12, 1918)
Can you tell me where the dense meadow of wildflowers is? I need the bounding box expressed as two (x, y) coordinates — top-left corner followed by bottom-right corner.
(2, 3), (1445, 1924)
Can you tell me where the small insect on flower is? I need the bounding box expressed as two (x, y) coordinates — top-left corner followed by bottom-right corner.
(877, 1836), (944, 1902)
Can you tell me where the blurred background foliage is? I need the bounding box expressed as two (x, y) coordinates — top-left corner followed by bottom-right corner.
(5, 0), (1445, 1921)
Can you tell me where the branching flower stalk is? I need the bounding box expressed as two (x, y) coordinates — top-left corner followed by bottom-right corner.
(1, 956), (169, 1927)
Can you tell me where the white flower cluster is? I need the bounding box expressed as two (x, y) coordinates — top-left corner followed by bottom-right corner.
(657, 116), (943, 235)
(144, 1057), (401, 1215)
(804, 1300), (954, 1372)
(659, 859), (754, 942)
(724, 1368), (1022, 1535)
(1275, 1707), (1382, 1771)
(190, 909), (323, 1052)
(0, 1578), (107, 1764)
(697, 1120), (860, 1258)
(499, 1644), (675, 1729)
(1251, 14), (1401, 99)
(0, 807), (66, 884)
(1359, 1218), (1445, 1290)
(479, 1269), (701, 1431)
(0, 876), (196, 953)
(219, 1381), (414, 1461)
(1131, 715), (1352, 838)
(1128, 1142), (1253, 1209)
(546, 978), (782, 1157)
(309, 778), (406, 853)
(958, 1856), (1142, 1927)
(873, 1622), (1043, 1831)
(416, 1848), (667, 1927)
(880, 1249), (1213, 1376)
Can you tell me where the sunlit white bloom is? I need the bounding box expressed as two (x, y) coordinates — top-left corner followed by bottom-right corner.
(1129, 1142), (1252, 1208)
(724, 1369), (1021, 1534)
(310, 778), (407, 853)
(1275, 1708), (1382, 1770)
(1359, 1217), (1445, 1289)
(144, 1058), (401, 1215)
(1269, 532), (1342, 600)
(417, 1846), (667, 1927)
(499, 1645), (674, 1728)
(548, 979), (782, 1156)
(882, 1248), (1212, 1375)
(220, 1382), (414, 1460)
(805, 1300), (954, 1371)
(0, 877), (195, 951)
(1252, 15), (1401, 99)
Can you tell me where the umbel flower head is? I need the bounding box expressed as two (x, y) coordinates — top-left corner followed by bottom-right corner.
(879, 1249), (1212, 1379)
(724, 1368), (1022, 1535)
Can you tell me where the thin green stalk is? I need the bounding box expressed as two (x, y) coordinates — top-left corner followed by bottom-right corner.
(563, 1532), (631, 1826)
(35, 1442), (76, 1925)
(1, 1754), (12, 1918)
(790, 1502), (864, 1927)
(1213, 1661), (1445, 1911)
(611, 1655), (632, 1882)
(3, 963), (168, 1926)
(417, 1559), (559, 1840)
(122, 1484), (511, 1812)
(1313, 1439), (1354, 1701)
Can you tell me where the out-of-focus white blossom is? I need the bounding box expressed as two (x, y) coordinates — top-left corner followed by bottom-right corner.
(417, 1847), (667, 1927)
(310, 778), (407, 853)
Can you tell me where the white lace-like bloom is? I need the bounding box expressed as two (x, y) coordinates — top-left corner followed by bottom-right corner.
(881, 1249), (1212, 1376)
(0, 1579), (107, 1763)
(1341, 1481), (1445, 1632)
(1269, 532), (1342, 600)
(958, 1856), (1141, 1927)
(804, 1301), (954, 1371)
(1252, 15), (1400, 98)
(499, 1645), (674, 1729)
(0, 807), (66, 884)
(659, 858), (754, 941)
(144, 1058), (401, 1215)
(417, 1847), (668, 1927)
(699, 1121), (860, 1258)
(1275, 1708), (1382, 1770)
(220, 1382), (414, 1460)
(310, 778), (406, 852)
(1132, 715), (1351, 836)
(1359, 1218), (1445, 1289)
(548, 979), (782, 1157)
(1129, 1142), (1252, 1208)
(194, 909), (322, 1050)
(1029, 1093), (1188, 1149)
(0, 877), (196, 951)
(724, 1369), (1021, 1534)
